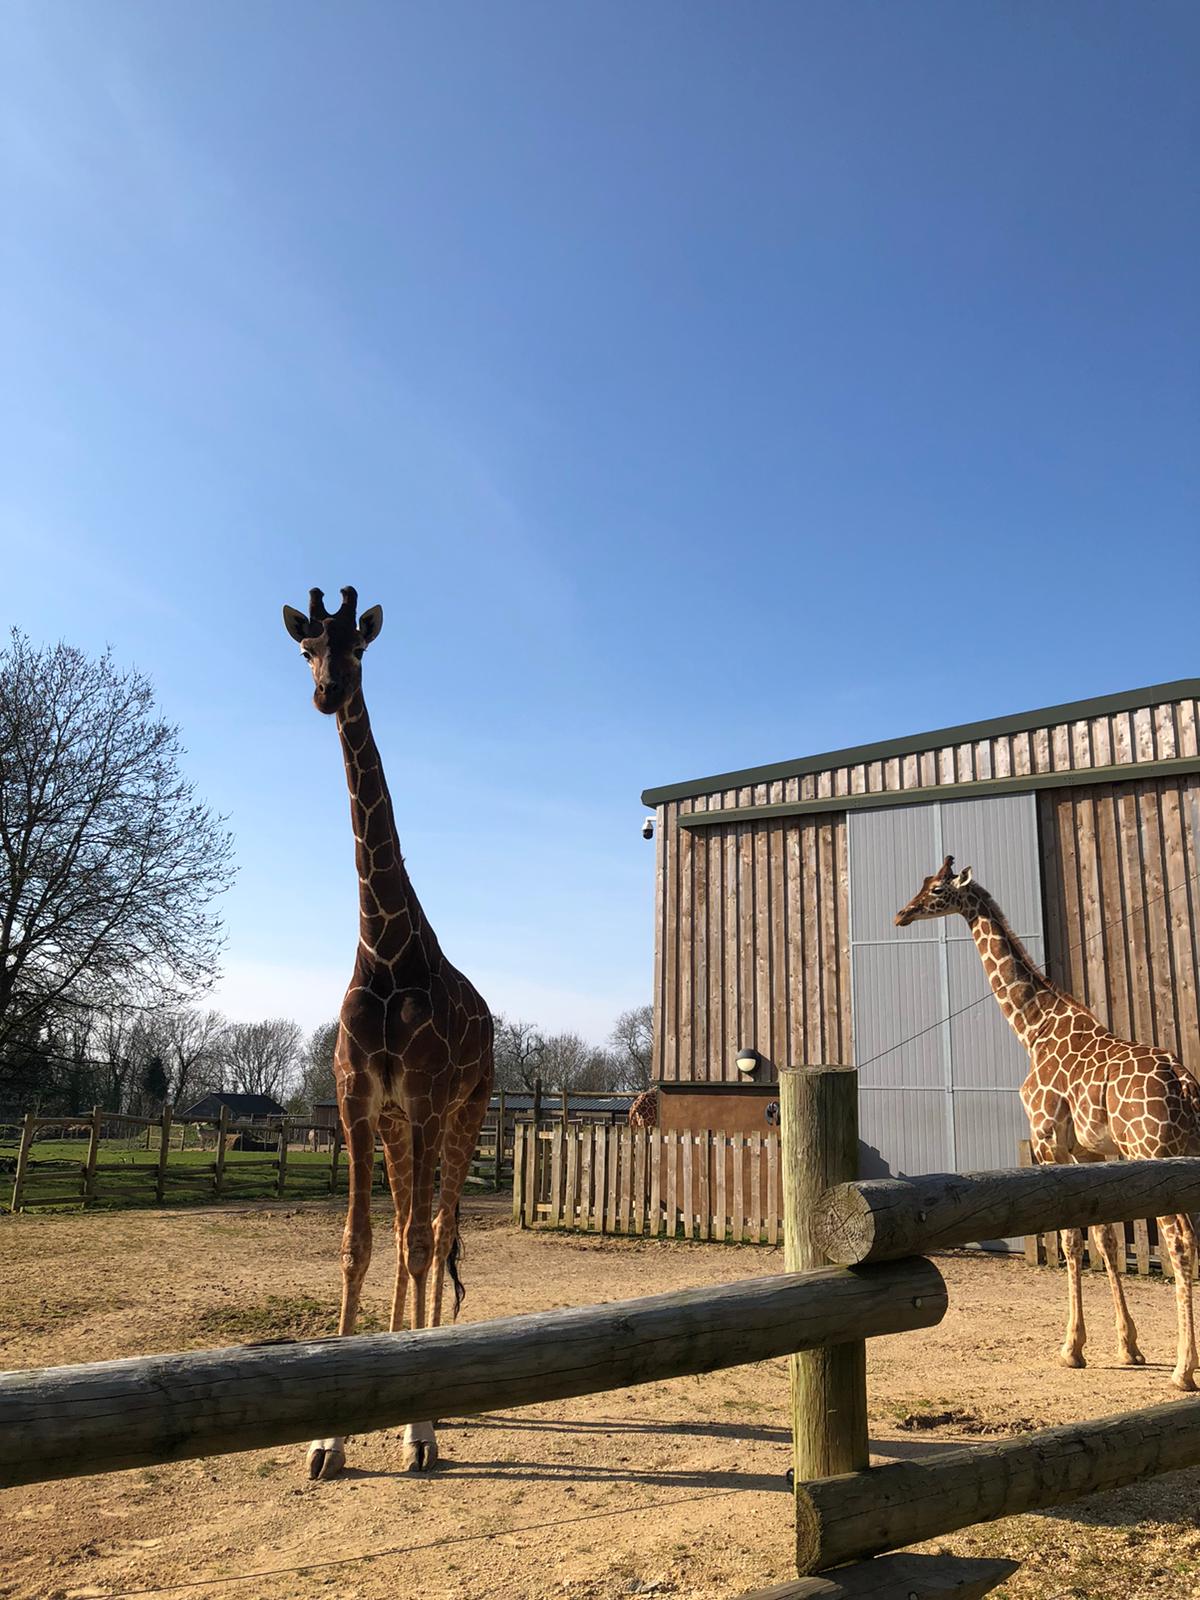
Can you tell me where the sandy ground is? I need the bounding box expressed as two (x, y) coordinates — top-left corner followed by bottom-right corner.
(2, 1201), (1200, 1600)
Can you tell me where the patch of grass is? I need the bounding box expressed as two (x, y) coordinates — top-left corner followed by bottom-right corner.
(191, 1295), (383, 1344)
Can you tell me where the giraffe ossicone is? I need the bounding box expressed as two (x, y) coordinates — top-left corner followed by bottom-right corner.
(282, 585), (495, 1476)
(896, 855), (1200, 1391)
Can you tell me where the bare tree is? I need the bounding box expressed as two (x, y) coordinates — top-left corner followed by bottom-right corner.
(220, 1018), (302, 1102)
(138, 1008), (227, 1107)
(608, 1004), (654, 1090)
(291, 1018), (340, 1111)
(0, 632), (235, 1051)
(492, 1014), (545, 1092)
(540, 1031), (621, 1093)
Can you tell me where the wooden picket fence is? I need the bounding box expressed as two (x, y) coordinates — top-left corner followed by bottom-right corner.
(513, 1123), (782, 1242)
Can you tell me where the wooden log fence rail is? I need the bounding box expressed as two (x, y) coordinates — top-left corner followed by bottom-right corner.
(0, 1257), (946, 1489)
(10, 1065), (1200, 1600)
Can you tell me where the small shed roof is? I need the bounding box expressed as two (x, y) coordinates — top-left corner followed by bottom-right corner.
(178, 1091), (287, 1120)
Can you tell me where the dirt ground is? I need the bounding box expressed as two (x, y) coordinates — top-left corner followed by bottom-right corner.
(2, 1202), (1200, 1600)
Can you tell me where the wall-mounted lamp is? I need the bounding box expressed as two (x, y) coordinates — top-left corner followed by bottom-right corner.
(736, 1046), (759, 1078)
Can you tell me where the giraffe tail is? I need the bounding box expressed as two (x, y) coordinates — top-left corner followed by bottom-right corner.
(446, 1202), (466, 1320)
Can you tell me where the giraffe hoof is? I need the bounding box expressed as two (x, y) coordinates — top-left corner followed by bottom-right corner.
(1059, 1350), (1086, 1370)
(1119, 1348), (1147, 1367)
(1172, 1371), (1198, 1392)
(306, 1440), (346, 1479)
(403, 1422), (438, 1471)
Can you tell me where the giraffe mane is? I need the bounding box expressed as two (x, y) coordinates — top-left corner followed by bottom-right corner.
(970, 882), (1074, 1006)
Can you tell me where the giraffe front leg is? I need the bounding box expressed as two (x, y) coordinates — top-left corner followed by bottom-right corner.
(307, 1112), (376, 1480)
(400, 1118), (441, 1471)
(1092, 1222), (1145, 1366)
(1160, 1215), (1198, 1392)
(1059, 1228), (1087, 1369)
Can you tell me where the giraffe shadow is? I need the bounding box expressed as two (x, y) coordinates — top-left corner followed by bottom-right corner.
(340, 1417), (966, 1482)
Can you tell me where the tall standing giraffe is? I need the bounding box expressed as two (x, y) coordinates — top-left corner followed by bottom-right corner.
(895, 855), (1200, 1391)
(282, 586), (494, 1475)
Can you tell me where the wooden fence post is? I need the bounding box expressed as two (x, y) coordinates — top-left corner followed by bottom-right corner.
(276, 1121), (289, 1198)
(781, 1065), (869, 1530)
(494, 1091), (505, 1191)
(329, 1124), (342, 1194)
(512, 1124), (526, 1226)
(11, 1111), (36, 1212)
(83, 1106), (102, 1205)
(155, 1107), (173, 1204)
(213, 1106), (229, 1198)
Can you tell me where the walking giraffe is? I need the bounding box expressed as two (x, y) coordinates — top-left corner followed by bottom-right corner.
(896, 855), (1200, 1391)
(283, 586), (494, 1474)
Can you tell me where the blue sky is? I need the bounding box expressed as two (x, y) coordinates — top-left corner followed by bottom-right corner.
(3, 2), (1197, 1040)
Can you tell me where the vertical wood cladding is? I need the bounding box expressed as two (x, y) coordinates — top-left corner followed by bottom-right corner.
(1039, 771), (1200, 1073)
(653, 694), (1200, 1087)
(654, 795), (851, 1083)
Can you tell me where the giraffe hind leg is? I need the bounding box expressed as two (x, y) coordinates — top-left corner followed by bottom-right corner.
(1092, 1221), (1145, 1366)
(1160, 1213), (1198, 1391)
(431, 1082), (491, 1327)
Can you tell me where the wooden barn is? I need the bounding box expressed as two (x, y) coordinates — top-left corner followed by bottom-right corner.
(642, 679), (1200, 1180)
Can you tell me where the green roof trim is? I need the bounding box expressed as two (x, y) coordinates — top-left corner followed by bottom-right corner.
(674, 755), (1200, 827)
(641, 678), (1200, 807)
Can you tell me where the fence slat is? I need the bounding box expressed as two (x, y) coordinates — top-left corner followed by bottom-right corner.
(732, 1132), (746, 1243)
(715, 1131), (727, 1243)
(681, 1130), (694, 1241)
(631, 1127), (647, 1238)
(750, 1129), (763, 1243)
(549, 1124), (564, 1229)
(1134, 1216), (1152, 1276)
(649, 1129), (662, 1238)
(698, 1130), (711, 1242)
(565, 1124), (580, 1229)
(607, 1127), (620, 1233)
(767, 1133), (780, 1246)
(511, 1125), (526, 1226)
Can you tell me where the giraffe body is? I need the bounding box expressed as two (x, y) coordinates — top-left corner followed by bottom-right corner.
(628, 1089), (658, 1129)
(896, 855), (1200, 1390)
(283, 587), (494, 1475)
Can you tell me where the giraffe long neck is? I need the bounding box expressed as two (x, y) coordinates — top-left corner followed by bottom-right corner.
(961, 888), (1061, 1050)
(336, 689), (437, 971)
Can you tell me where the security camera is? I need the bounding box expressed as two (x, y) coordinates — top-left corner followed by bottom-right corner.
(642, 815), (655, 840)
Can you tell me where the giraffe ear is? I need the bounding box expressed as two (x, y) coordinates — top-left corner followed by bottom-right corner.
(282, 605), (312, 643)
(359, 605), (383, 645)
(953, 865), (974, 888)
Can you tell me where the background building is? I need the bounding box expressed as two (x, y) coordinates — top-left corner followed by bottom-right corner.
(642, 679), (1200, 1177)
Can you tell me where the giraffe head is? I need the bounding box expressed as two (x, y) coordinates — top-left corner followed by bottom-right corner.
(894, 855), (975, 927)
(282, 586), (383, 715)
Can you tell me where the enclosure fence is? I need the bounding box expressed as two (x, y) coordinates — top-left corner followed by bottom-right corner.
(512, 1124), (782, 1241)
(6, 1065), (1200, 1599)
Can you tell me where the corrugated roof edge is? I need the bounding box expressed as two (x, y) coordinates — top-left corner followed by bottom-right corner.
(640, 677), (1200, 807)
